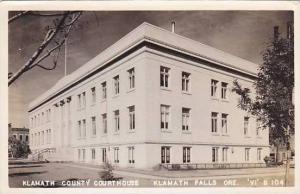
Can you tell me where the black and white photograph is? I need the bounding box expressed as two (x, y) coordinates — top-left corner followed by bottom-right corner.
(0, 1), (299, 193)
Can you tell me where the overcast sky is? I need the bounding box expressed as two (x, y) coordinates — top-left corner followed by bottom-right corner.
(8, 11), (293, 127)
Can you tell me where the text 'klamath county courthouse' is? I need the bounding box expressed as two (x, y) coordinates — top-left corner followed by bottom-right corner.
(28, 23), (269, 169)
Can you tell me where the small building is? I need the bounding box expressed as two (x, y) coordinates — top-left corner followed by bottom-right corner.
(8, 123), (29, 143)
(28, 23), (269, 169)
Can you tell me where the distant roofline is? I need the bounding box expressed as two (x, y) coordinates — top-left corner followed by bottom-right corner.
(28, 22), (259, 112)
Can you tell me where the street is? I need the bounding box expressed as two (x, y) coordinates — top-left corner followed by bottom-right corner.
(9, 160), (294, 188)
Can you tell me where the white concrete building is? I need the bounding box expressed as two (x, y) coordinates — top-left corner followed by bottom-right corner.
(28, 23), (269, 169)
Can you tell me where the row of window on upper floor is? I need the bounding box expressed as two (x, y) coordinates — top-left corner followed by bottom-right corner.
(30, 109), (51, 128)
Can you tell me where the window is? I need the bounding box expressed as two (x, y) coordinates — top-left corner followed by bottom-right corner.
(114, 147), (119, 163)
(128, 146), (135, 164)
(128, 68), (135, 89)
(20, 134), (23, 141)
(101, 82), (107, 99)
(244, 117), (249, 136)
(77, 94), (81, 109)
(211, 112), (218, 133)
(182, 108), (191, 131)
(102, 148), (107, 163)
(82, 92), (86, 108)
(211, 79), (218, 97)
(91, 87), (96, 104)
(78, 149), (81, 161)
(91, 116), (96, 136)
(82, 149), (86, 161)
(114, 75), (120, 95)
(160, 66), (170, 88)
(49, 129), (52, 144)
(256, 119), (261, 137)
(212, 147), (219, 162)
(222, 147), (228, 162)
(82, 119), (86, 138)
(221, 114), (228, 134)
(183, 147), (191, 163)
(129, 106), (135, 130)
(78, 121), (81, 138)
(91, 148), (96, 160)
(114, 110), (120, 132)
(102, 114), (107, 134)
(245, 148), (250, 162)
(161, 146), (170, 164)
(41, 131), (44, 145)
(161, 105), (170, 130)
(257, 148), (262, 161)
(182, 72), (190, 92)
(221, 82), (228, 99)
(41, 112), (44, 124)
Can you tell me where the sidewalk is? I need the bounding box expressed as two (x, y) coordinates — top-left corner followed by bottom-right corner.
(60, 162), (291, 180)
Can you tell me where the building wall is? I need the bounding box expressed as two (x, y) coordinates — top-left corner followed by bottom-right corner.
(28, 47), (269, 168)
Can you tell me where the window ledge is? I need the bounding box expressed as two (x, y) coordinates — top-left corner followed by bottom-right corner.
(100, 99), (107, 103)
(211, 97), (219, 101)
(221, 134), (229, 136)
(256, 136), (263, 139)
(182, 130), (192, 134)
(161, 129), (172, 133)
(127, 88), (136, 93)
(182, 91), (192, 95)
(221, 99), (229, 103)
(90, 135), (97, 138)
(113, 132), (120, 135)
(128, 130), (135, 133)
(112, 94), (120, 98)
(160, 87), (171, 92)
(244, 136), (251, 138)
(101, 134), (108, 137)
(211, 133), (220, 136)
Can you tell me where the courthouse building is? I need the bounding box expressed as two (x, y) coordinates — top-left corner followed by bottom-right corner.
(28, 22), (269, 169)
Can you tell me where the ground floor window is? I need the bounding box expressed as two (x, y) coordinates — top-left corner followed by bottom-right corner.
(222, 147), (228, 162)
(183, 147), (191, 163)
(102, 148), (107, 163)
(114, 147), (119, 163)
(128, 146), (135, 164)
(245, 148), (250, 162)
(257, 148), (262, 161)
(78, 149), (81, 161)
(212, 147), (219, 162)
(82, 149), (86, 161)
(91, 148), (96, 160)
(161, 146), (170, 164)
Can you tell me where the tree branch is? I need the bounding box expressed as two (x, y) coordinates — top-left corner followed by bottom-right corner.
(8, 12), (70, 86)
(8, 11), (30, 23)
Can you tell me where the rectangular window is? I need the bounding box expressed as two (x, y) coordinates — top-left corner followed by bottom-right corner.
(91, 116), (96, 136)
(128, 68), (135, 89)
(161, 146), (170, 164)
(182, 108), (191, 131)
(114, 147), (119, 163)
(211, 112), (218, 133)
(82, 92), (86, 108)
(212, 147), (219, 162)
(78, 149), (81, 161)
(245, 148), (250, 162)
(183, 147), (191, 163)
(257, 148), (262, 161)
(160, 66), (170, 88)
(222, 147), (228, 162)
(244, 117), (249, 136)
(91, 148), (96, 160)
(91, 87), (96, 104)
(82, 149), (86, 161)
(102, 148), (107, 163)
(114, 75), (120, 95)
(82, 119), (86, 137)
(221, 82), (228, 99)
(114, 110), (120, 132)
(102, 114), (107, 134)
(182, 72), (190, 92)
(128, 106), (135, 130)
(221, 113), (228, 134)
(161, 105), (170, 130)
(78, 121), (81, 138)
(128, 146), (135, 164)
(211, 79), (218, 97)
(101, 82), (107, 99)
(48, 129), (52, 144)
(256, 119), (261, 137)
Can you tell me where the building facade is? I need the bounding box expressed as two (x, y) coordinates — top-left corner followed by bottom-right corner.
(28, 23), (269, 169)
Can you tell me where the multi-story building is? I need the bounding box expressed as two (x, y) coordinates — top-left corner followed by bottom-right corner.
(8, 123), (29, 143)
(28, 22), (269, 169)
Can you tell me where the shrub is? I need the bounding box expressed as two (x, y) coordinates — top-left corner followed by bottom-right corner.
(98, 162), (115, 181)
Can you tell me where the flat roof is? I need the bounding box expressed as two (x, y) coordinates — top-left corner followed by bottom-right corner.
(28, 22), (259, 112)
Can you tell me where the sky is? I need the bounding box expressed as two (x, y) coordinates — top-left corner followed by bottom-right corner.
(8, 11), (293, 127)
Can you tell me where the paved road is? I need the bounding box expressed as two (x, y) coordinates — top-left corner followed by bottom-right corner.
(9, 160), (294, 188)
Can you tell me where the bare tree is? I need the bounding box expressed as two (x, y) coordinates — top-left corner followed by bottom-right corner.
(8, 11), (82, 86)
